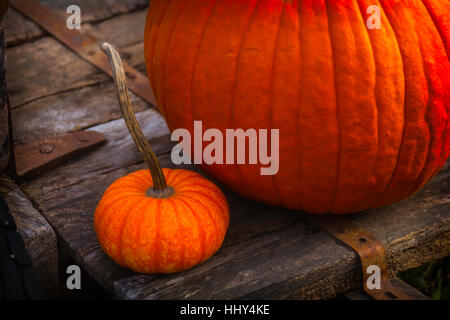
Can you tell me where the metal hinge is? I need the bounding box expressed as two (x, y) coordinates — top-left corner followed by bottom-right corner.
(307, 215), (430, 300)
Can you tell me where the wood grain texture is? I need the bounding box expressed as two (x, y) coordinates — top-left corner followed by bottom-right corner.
(12, 81), (148, 145)
(3, 7), (44, 46)
(0, 175), (58, 297)
(7, 9), (149, 145)
(4, 0), (148, 46)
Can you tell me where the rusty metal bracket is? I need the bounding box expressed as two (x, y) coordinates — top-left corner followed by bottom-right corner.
(15, 131), (106, 179)
(307, 215), (428, 300)
(11, 0), (156, 107)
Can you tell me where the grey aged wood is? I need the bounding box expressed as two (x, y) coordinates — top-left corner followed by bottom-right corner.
(0, 175), (58, 297)
(7, 10), (149, 144)
(4, 0), (148, 47)
(4, 0), (449, 300)
(3, 7), (44, 47)
(5, 8), (148, 109)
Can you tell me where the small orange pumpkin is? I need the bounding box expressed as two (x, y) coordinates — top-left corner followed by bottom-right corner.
(95, 43), (229, 274)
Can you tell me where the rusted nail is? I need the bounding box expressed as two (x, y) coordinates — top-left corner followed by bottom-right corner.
(40, 143), (55, 154)
(76, 132), (90, 142)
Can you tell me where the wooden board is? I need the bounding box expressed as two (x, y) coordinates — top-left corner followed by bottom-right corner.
(0, 175), (59, 297)
(4, 0), (148, 47)
(3, 1), (450, 300)
(6, 9), (149, 145)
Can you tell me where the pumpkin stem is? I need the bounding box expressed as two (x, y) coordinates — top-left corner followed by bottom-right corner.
(100, 42), (172, 198)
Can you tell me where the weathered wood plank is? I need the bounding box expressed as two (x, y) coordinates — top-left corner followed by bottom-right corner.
(7, 9), (150, 144)
(7, 37), (108, 108)
(3, 7), (44, 46)
(38, 0), (148, 22)
(12, 81), (149, 145)
(6, 7), (148, 107)
(23, 109), (170, 192)
(85, 10), (147, 49)
(4, 0), (148, 46)
(0, 175), (59, 297)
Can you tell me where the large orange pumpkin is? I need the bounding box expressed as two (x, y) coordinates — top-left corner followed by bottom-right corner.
(144, 0), (450, 214)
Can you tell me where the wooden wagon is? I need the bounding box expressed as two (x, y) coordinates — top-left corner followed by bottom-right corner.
(0, 0), (448, 300)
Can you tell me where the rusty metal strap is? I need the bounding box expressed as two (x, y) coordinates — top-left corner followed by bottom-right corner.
(307, 215), (424, 300)
(11, 0), (156, 107)
(15, 131), (106, 179)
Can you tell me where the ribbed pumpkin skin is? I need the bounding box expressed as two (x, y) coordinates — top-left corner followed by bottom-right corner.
(144, 0), (450, 214)
(94, 168), (229, 274)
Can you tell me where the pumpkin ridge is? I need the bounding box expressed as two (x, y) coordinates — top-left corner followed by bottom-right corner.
(375, 0), (437, 207)
(175, 179), (220, 192)
(228, 0), (261, 200)
(295, 0), (303, 210)
(144, 0), (165, 95)
(175, 197), (208, 265)
(167, 169), (199, 187)
(352, 0), (379, 210)
(355, 0), (381, 210)
(189, 0), (219, 122)
(370, 0), (407, 208)
(268, 0), (286, 207)
(154, 199), (167, 272)
(133, 197), (157, 272)
(164, 199), (184, 272)
(406, 0), (448, 196)
(421, 0), (450, 59)
(183, 188), (228, 224)
(420, 0), (450, 175)
(324, 0), (342, 213)
(357, 0), (405, 211)
(129, 169), (152, 187)
(147, 0), (171, 117)
(160, 0), (190, 130)
(96, 192), (141, 242)
(118, 199), (149, 269)
(100, 196), (142, 267)
(180, 193), (221, 250)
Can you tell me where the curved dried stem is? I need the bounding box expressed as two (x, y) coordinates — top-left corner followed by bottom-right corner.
(101, 42), (172, 198)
